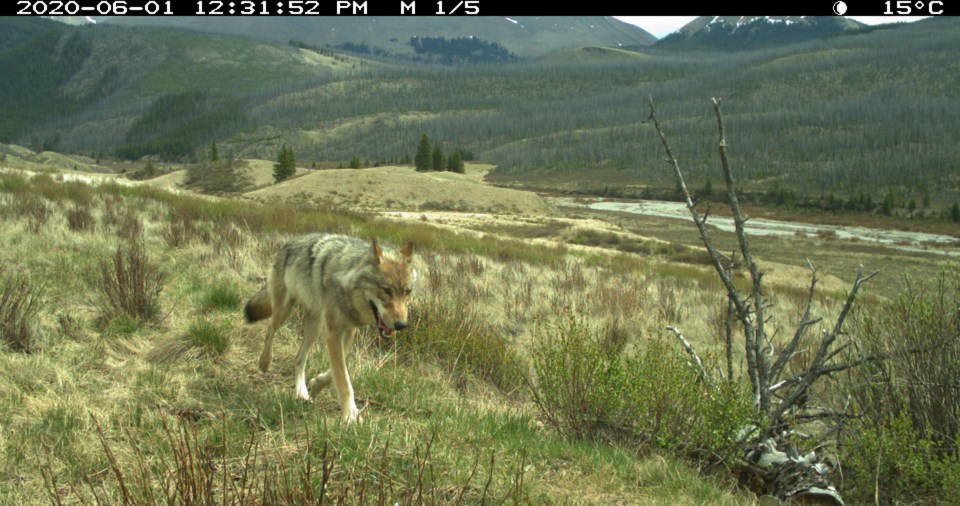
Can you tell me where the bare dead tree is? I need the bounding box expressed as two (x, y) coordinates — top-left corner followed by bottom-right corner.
(648, 97), (878, 504)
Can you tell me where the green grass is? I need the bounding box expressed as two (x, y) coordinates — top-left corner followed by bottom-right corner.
(0, 168), (799, 504)
(186, 319), (231, 357)
(198, 281), (243, 312)
(101, 314), (141, 336)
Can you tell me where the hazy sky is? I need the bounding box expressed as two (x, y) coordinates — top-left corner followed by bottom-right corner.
(614, 16), (929, 38)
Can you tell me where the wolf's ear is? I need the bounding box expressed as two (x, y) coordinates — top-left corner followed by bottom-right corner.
(400, 242), (413, 263)
(370, 238), (383, 265)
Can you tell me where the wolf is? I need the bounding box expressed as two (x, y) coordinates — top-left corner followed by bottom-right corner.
(244, 233), (414, 423)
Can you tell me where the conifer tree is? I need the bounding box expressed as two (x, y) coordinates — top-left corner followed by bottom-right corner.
(447, 150), (464, 173)
(273, 144), (296, 183)
(415, 134), (432, 172)
(432, 143), (445, 171)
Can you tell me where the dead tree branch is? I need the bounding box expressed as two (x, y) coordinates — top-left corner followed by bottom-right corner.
(648, 97), (762, 408)
(667, 326), (715, 388)
(648, 96), (879, 504)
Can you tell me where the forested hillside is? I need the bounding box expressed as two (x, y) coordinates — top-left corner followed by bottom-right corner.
(656, 16), (866, 51)
(0, 18), (370, 154)
(105, 16), (657, 58)
(2, 16), (959, 203)
(243, 17), (960, 198)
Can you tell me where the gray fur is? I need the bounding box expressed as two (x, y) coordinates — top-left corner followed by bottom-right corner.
(245, 233), (414, 423)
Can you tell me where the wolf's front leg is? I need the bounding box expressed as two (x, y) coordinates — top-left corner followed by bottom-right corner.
(326, 326), (360, 423)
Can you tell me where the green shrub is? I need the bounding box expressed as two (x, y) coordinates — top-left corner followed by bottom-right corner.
(531, 317), (751, 464)
(401, 294), (525, 394)
(531, 317), (626, 440)
(843, 269), (960, 503)
(31, 176), (93, 206)
(0, 172), (30, 193)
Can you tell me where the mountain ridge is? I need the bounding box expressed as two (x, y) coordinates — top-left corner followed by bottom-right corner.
(656, 16), (867, 50)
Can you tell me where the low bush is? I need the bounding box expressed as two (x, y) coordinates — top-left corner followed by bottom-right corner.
(842, 268), (960, 503)
(92, 236), (165, 323)
(531, 317), (751, 466)
(186, 319), (231, 357)
(65, 205), (95, 232)
(199, 281), (243, 313)
(400, 294), (526, 394)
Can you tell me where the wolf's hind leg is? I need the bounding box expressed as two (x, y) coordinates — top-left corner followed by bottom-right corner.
(294, 311), (321, 401)
(259, 294), (293, 372)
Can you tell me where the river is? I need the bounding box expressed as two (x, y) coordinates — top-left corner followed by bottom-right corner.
(553, 197), (960, 258)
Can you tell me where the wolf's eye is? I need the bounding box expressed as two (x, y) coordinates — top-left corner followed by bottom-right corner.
(404, 288), (412, 296)
(383, 287), (393, 297)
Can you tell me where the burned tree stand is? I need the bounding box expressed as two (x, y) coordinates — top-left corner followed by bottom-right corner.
(648, 98), (877, 505)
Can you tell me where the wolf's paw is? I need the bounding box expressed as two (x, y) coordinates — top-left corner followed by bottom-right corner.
(258, 352), (272, 373)
(308, 373), (332, 395)
(342, 402), (362, 424)
(295, 382), (311, 402)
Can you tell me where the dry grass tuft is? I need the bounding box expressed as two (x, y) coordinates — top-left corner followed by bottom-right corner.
(0, 267), (44, 352)
(43, 413), (528, 505)
(92, 236), (165, 324)
(65, 205), (96, 233)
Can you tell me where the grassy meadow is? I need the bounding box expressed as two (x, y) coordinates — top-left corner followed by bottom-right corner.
(0, 168), (758, 504)
(0, 165), (957, 503)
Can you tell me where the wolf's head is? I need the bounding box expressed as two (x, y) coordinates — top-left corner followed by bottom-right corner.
(366, 239), (415, 338)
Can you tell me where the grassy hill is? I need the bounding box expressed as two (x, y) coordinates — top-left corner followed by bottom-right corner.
(2, 137), (959, 502)
(243, 164), (551, 214)
(0, 165), (764, 504)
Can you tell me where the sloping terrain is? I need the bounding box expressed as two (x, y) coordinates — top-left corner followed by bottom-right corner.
(656, 16), (866, 50)
(105, 16), (656, 58)
(0, 165), (759, 505)
(244, 165), (552, 214)
(3, 17), (959, 212)
(0, 17), (379, 153)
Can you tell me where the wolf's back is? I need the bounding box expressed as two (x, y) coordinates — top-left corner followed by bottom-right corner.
(244, 287), (272, 323)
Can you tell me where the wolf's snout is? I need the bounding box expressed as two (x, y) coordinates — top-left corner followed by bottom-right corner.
(394, 321), (408, 331)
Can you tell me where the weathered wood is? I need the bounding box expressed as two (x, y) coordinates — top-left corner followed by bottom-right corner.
(647, 97), (879, 503)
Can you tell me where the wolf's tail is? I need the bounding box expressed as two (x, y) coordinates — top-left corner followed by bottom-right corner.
(244, 287), (272, 323)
